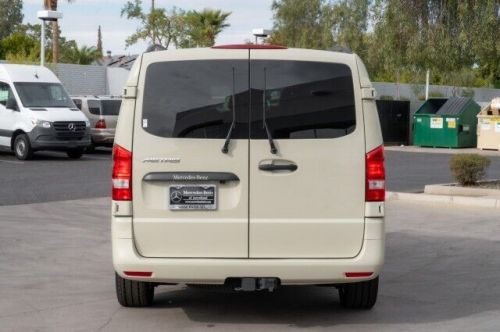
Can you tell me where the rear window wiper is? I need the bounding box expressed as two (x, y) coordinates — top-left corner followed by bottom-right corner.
(263, 68), (278, 154)
(221, 68), (237, 154)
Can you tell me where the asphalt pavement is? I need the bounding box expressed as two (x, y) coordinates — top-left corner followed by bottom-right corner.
(1, 198), (499, 331)
(385, 149), (500, 192)
(0, 149), (112, 206)
(1, 147), (500, 206)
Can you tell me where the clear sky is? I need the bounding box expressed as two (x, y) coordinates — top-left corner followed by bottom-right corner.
(23, 0), (274, 55)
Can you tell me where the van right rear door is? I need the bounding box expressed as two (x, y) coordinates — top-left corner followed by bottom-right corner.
(248, 49), (366, 258)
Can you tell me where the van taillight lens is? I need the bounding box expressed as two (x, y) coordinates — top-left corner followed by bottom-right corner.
(366, 145), (385, 202)
(95, 119), (107, 129)
(112, 144), (132, 201)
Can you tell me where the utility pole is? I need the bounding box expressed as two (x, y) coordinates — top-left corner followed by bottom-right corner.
(425, 69), (430, 100)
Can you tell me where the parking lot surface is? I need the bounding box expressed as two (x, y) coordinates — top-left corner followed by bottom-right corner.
(0, 198), (499, 331)
(0, 149), (111, 206)
(2, 148), (500, 206)
(385, 149), (500, 192)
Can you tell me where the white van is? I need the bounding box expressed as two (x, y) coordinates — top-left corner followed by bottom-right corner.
(112, 46), (385, 309)
(0, 64), (90, 160)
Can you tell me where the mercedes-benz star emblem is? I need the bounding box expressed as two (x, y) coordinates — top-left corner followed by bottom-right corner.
(170, 191), (183, 203)
(68, 123), (76, 132)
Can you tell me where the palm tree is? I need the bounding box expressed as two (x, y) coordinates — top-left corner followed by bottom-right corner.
(185, 9), (231, 47)
(43, 0), (75, 63)
(65, 45), (100, 65)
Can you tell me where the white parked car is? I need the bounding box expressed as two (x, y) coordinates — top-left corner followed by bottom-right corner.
(111, 45), (385, 309)
(0, 64), (90, 160)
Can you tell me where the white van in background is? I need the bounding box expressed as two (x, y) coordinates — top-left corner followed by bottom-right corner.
(0, 64), (90, 160)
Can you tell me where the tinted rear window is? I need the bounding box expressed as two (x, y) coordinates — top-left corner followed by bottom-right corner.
(141, 60), (355, 139)
(87, 99), (101, 115)
(142, 60), (249, 139)
(101, 99), (121, 116)
(250, 61), (355, 139)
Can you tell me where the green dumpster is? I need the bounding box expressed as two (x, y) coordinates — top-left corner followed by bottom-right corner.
(413, 97), (481, 148)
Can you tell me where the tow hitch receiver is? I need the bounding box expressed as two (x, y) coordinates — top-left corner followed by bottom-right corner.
(234, 278), (280, 292)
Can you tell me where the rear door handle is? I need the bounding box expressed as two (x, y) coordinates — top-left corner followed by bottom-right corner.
(259, 164), (298, 172)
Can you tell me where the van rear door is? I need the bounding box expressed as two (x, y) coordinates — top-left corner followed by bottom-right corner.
(248, 50), (366, 258)
(132, 50), (250, 258)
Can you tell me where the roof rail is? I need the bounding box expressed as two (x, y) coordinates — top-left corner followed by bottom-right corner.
(212, 44), (287, 50)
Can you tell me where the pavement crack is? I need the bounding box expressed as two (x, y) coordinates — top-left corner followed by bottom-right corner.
(95, 307), (120, 332)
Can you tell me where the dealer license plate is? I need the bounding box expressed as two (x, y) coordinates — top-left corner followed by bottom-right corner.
(169, 185), (217, 210)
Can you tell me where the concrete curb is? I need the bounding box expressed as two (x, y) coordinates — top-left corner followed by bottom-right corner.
(386, 191), (500, 209)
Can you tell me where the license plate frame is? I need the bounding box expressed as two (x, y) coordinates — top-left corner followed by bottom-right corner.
(168, 184), (217, 211)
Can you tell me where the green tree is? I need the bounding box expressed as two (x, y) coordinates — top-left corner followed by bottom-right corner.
(43, 0), (75, 64)
(0, 33), (38, 61)
(270, 0), (332, 49)
(121, 0), (186, 49)
(2, 23), (88, 65)
(183, 9), (231, 47)
(270, 0), (499, 87)
(62, 44), (100, 65)
(325, 0), (370, 57)
(0, 0), (23, 40)
(96, 25), (103, 57)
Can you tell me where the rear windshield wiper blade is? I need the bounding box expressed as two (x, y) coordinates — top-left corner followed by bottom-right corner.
(263, 68), (278, 154)
(221, 68), (237, 154)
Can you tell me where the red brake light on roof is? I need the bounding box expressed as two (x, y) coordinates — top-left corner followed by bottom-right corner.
(95, 119), (107, 129)
(112, 144), (132, 201)
(366, 145), (385, 202)
(212, 44), (287, 49)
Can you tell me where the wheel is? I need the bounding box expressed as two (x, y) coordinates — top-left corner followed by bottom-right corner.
(13, 134), (33, 160)
(85, 143), (96, 153)
(67, 148), (84, 159)
(338, 277), (378, 309)
(115, 273), (155, 307)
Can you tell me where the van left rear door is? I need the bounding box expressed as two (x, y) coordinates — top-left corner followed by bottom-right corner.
(132, 50), (251, 258)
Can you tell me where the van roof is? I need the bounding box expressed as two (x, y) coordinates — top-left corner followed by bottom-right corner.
(140, 47), (357, 65)
(0, 64), (60, 84)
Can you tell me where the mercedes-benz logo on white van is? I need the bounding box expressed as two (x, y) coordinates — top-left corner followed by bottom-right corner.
(68, 123), (76, 132)
(170, 191), (183, 203)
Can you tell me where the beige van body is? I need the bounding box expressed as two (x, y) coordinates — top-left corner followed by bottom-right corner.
(111, 47), (385, 308)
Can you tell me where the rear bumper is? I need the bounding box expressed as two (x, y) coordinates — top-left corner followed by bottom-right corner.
(91, 128), (115, 145)
(112, 217), (385, 285)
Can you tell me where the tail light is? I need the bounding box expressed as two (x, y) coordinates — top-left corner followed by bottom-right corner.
(95, 119), (107, 129)
(366, 145), (385, 202)
(345, 272), (374, 278)
(112, 144), (132, 201)
(124, 271), (152, 277)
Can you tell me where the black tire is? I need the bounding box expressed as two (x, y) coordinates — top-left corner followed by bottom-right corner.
(115, 273), (155, 307)
(67, 148), (84, 159)
(13, 134), (33, 160)
(338, 277), (378, 309)
(85, 143), (96, 153)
